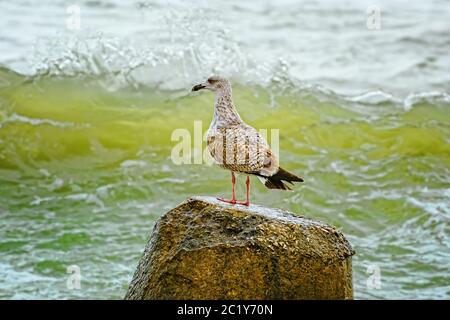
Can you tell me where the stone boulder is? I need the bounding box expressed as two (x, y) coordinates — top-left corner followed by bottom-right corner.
(125, 196), (354, 300)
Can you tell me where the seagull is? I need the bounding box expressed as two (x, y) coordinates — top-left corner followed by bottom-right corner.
(192, 76), (303, 206)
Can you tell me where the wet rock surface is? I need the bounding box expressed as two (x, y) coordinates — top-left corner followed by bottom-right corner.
(125, 196), (354, 300)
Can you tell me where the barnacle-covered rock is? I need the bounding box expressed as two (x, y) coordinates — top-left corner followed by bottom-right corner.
(125, 196), (354, 300)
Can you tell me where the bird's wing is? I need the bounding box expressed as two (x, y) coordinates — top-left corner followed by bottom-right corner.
(207, 124), (278, 174)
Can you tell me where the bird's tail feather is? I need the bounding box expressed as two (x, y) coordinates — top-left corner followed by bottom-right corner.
(258, 167), (304, 191)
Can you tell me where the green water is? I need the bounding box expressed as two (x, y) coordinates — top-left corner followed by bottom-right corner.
(0, 67), (449, 299)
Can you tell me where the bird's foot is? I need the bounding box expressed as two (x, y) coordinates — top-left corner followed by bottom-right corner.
(217, 197), (236, 204)
(217, 197), (249, 206)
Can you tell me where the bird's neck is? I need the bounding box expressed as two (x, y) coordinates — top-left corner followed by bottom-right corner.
(211, 86), (242, 128)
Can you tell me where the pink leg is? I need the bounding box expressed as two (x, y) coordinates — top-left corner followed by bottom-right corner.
(236, 176), (250, 206)
(217, 172), (237, 204)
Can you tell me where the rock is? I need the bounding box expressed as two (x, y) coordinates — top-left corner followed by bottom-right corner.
(125, 196), (355, 300)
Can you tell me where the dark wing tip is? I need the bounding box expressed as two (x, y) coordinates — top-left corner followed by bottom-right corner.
(264, 178), (292, 190)
(274, 167), (304, 183)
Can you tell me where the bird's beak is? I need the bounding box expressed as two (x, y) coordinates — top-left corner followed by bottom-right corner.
(191, 83), (206, 92)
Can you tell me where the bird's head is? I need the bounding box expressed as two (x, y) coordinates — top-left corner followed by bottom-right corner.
(191, 76), (230, 92)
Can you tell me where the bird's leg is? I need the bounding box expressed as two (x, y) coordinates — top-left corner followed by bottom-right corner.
(236, 176), (250, 206)
(217, 172), (237, 204)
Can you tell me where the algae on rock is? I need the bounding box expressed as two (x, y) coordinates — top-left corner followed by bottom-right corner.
(125, 196), (354, 300)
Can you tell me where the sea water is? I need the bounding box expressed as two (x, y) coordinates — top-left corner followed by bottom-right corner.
(0, 0), (449, 299)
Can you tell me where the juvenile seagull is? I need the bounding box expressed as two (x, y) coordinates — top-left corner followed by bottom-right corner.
(192, 76), (303, 206)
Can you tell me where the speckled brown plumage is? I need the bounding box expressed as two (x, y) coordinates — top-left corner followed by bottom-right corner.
(192, 76), (303, 202)
(206, 79), (279, 176)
